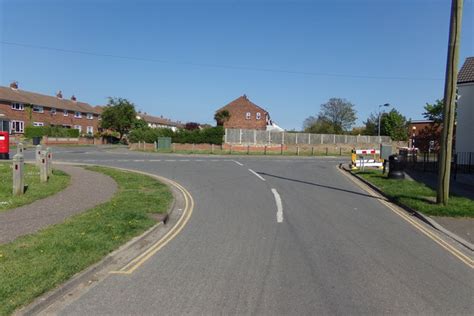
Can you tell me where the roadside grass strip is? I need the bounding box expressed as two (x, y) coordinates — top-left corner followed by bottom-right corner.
(354, 170), (474, 218)
(0, 162), (70, 212)
(0, 166), (172, 316)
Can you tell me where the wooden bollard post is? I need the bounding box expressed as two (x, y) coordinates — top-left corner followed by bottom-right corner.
(297, 146), (300, 156)
(12, 153), (25, 196)
(46, 147), (53, 176)
(264, 145), (267, 155)
(281, 144), (284, 155)
(247, 145), (250, 155)
(154, 141), (157, 152)
(35, 144), (42, 166)
(311, 147), (314, 156)
(40, 152), (48, 183)
(17, 142), (24, 155)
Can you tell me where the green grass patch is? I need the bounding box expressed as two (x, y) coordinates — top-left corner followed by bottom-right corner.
(354, 169), (474, 218)
(0, 166), (172, 315)
(0, 163), (70, 212)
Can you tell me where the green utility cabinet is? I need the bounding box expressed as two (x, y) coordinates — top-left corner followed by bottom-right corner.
(157, 137), (172, 149)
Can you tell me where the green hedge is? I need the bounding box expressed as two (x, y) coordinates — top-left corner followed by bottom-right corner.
(24, 126), (80, 139)
(128, 126), (224, 145)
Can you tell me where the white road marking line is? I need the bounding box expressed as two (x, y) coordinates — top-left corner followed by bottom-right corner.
(148, 159), (161, 162)
(133, 159), (145, 162)
(248, 169), (266, 181)
(233, 160), (244, 166)
(271, 188), (284, 223)
(165, 159), (176, 162)
(195, 159), (203, 162)
(180, 159), (190, 162)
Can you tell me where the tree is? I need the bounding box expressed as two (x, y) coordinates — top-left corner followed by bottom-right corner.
(363, 109), (408, 140)
(214, 110), (230, 126)
(380, 109), (408, 141)
(100, 97), (137, 140)
(185, 122), (200, 130)
(423, 99), (444, 123)
(303, 115), (336, 134)
(318, 98), (357, 134)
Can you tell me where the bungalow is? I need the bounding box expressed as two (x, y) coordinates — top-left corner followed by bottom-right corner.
(0, 82), (101, 135)
(456, 57), (474, 153)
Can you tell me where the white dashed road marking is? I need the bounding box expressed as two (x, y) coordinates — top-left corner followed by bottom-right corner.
(248, 169), (266, 181)
(271, 188), (284, 223)
(233, 160), (244, 166)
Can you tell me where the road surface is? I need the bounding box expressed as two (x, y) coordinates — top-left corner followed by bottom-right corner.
(21, 146), (474, 315)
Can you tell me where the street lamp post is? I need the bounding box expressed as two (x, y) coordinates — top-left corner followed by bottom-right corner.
(378, 103), (391, 136)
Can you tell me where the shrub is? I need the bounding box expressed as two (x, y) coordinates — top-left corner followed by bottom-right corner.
(128, 126), (224, 145)
(24, 126), (45, 138)
(25, 126), (80, 138)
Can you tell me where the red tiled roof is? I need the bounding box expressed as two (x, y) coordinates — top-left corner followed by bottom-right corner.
(0, 86), (101, 114)
(216, 95), (269, 114)
(458, 57), (474, 84)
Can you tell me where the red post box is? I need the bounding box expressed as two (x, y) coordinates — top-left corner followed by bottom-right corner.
(0, 131), (10, 160)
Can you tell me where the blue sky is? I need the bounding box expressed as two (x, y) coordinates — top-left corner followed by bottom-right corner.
(1, 0), (473, 130)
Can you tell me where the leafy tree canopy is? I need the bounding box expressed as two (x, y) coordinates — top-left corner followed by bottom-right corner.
(363, 108), (408, 141)
(303, 98), (357, 134)
(214, 110), (230, 126)
(100, 97), (137, 139)
(423, 99), (444, 123)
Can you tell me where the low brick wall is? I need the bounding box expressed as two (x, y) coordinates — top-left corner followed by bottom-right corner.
(129, 141), (408, 155)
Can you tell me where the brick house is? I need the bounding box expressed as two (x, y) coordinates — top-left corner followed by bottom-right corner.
(407, 120), (442, 151)
(215, 95), (273, 130)
(0, 82), (101, 135)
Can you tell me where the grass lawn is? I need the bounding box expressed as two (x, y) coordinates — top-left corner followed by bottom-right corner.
(0, 163), (70, 212)
(0, 166), (172, 315)
(354, 169), (474, 218)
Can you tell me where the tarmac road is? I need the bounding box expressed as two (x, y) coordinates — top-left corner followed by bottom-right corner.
(21, 147), (474, 315)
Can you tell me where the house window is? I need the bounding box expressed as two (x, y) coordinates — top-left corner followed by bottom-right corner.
(87, 126), (94, 134)
(63, 109), (69, 116)
(74, 111), (82, 118)
(11, 103), (24, 111)
(33, 122), (44, 127)
(32, 105), (44, 113)
(87, 113), (93, 120)
(11, 120), (24, 133)
(256, 112), (261, 120)
(74, 125), (82, 132)
(246, 112), (251, 120)
(51, 108), (57, 115)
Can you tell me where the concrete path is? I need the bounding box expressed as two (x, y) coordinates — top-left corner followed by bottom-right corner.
(0, 165), (117, 244)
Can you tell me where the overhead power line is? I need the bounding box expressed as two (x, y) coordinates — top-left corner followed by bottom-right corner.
(1, 40), (443, 81)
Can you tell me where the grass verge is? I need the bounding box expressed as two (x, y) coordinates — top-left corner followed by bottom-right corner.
(0, 163), (70, 212)
(0, 166), (172, 315)
(354, 169), (474, 218)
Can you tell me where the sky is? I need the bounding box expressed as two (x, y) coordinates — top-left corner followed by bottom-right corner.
(1, 0), (473, 130)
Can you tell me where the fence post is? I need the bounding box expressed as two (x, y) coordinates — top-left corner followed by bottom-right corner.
(40, 152), (48, 183)
(247, 145), (250, 155)
(12, 153), (24, 196)
(154, 141), (157, 152)
(211, 144), (214, 154)
(296, 146), (300, 156)
(308, 133), (311, 144)
(254, 130), (257, 145)
(230, 144), (232, 155)
(321, 134), (324, 144)
(35, 144), (42, 166)
(46, 147), (52, 176)
(268, 131), (271, 144)
(172, 143), (176, 153)
(296, 133), (298, 144)
(239, 129), (242, 144)
(281, 144), (283, 155)
(339, 147), (342, 156)
(264, 145), (267, 155)
(326, 147), (328, 156)
(311, 147), (314, 156)
(282, 132), (285, 145)
(333, 134), (336, 144)
(345, 135), (347, 143)
(224, 128), (228, 144)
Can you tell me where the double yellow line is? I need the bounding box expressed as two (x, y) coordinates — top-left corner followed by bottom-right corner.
(340, 168), (473, 269)
(110, 175), (194, 275)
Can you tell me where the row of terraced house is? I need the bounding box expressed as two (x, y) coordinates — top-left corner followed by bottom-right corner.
(0, 82), (183, 138)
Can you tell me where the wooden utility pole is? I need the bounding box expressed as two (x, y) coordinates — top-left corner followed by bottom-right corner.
(437, 0), (463, 205)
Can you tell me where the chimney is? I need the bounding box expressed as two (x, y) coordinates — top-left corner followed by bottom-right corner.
(56, 90), (63, 98)
(71, 95), (77, 101)
(10, 81), (18, 90)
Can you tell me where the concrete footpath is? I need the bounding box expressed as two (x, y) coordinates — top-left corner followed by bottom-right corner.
(0, 165), (117, 244)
